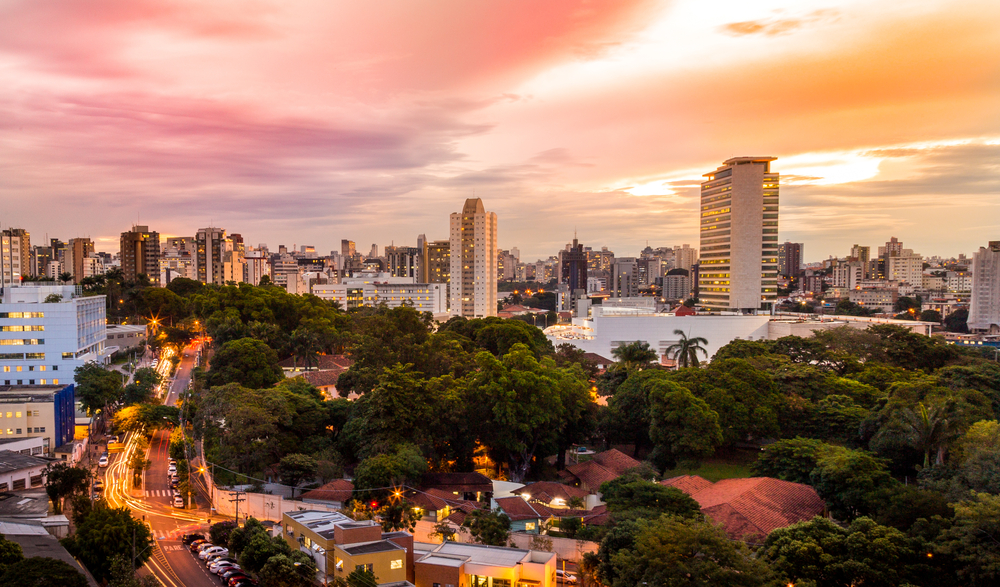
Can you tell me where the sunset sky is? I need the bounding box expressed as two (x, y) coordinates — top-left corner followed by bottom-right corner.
(1, 0), (998, 261)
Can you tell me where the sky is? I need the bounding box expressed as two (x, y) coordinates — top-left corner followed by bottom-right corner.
(1, 0), (998, 262)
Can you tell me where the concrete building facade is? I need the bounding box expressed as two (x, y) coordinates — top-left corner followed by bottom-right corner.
(119, 225), (160, 284)
(449, 198), (497, 318)
(195, 227), (226, 285)
(969, 241), (1000, 333)
(0, 385), (76, 456)
(698, 157), (779, 311)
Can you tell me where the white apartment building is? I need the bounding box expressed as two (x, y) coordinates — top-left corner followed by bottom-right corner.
(887, 250), (924, 286)
(832, 262), (864, 290)
(968, 242), (1000, 333)
(698, 157), (779, 311)
(0, 285), (108, 388)
(195, 227), (226, 285)
(673, 244), (698, 272)
(245, 249), (271, 286)
(663, 273), (692, 300)
(312, 281), (446, 314)
(449, 198), (497, 318)
(947, 270), (973, 293)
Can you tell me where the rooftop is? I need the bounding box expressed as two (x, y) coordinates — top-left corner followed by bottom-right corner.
(300, 479), (354, 503)
(341, 539), (404, 555)
(0, 451), (50, 475)
(430, 542), (534, 568)
(0, 385), (71, 402)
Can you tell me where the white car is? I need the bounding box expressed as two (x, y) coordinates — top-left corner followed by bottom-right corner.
(210, 560), (238, 573)
(173, 495), (184, 508)
(199, 547), (228, 560)
(556, 570), (578, 584)
(98, 454), (109, 467)
(167, 465), (177, 476)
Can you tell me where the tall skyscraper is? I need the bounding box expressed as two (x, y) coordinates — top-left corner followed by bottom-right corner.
(0, 232), (24, 290)
(698, 156), (779, 311)
(1, 229), (29, 279)
(341, 240), (356, 259)
(611, 257), (639, 298)
(850, 244), (871, 278)
(386, 246), (422, 279)
(777, 242), (803, 278)
(449, 198), (497, 317)
(968, 241), (1000, 334)
(672, 244), (697, 272)
(195, 227), (226, 285)
(560, 237), (588, 293)
(120, 225), (161, 283)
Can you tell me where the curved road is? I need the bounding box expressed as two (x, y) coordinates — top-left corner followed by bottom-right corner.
(105, 340), (221, 587)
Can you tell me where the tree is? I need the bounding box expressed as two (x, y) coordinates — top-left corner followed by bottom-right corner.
(663, 329), (709, 369)
(0, 557), (88, 587)
(352, 444), (427, 502)
(464, 344), (591, 482)
(647, 379), (722, 470)
(431, 521), (458, 542)
(74, 363), (124, 415)
(761, 516), (921, 587)
(0, 536), (22, 568)
(58, 272), (73, 284)
(810, 446), (896, 520)
(900, 402), (958, 470)
(920, 309), (943, 323)
(209, 520), (238, 548)
(598, 474), (701, 518)
(610, 341), (657, 368)
(944, 308), (969, 333)
(121, 367), (162, 405)
(378, 499), (421, 532)
(108, 554), (160, 587)
(43, 293), (63, 303)
(206, 337), (283, 389)
(44, 462), (90, 514)
(938, 492), (1000, 585)
(279, 453), (318, 498)
(61, 504), (154, 583)
(462, 508), (511, 546)
(259, 552), (318, 587)
(346, 567), (379, 587)
(752, 437), (827, 484)
(597, 515), (774, 587)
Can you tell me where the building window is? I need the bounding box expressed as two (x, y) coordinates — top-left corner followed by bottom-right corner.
(356, 564), (373, 573)
(15, 429), (20, 435)
(525, 522), (536, 531)
(53, 379), (58, 384)
(12, 479), (25, 490)
(39, 380), (46, 385)
(390, 559), (403, 570)
(39, 427), (44, 433)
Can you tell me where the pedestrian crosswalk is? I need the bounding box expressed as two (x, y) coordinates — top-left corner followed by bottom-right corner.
(145, 489), (176, 497)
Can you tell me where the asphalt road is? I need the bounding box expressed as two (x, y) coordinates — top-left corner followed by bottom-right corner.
(106, 340), (220, 587)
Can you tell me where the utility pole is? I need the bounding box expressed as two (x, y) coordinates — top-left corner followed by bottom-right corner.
(230, 490), (246, 527)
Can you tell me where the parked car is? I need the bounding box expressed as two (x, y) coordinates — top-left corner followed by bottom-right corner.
(229, 577), (256, 587)
(199, 546), (228, 560)
(211, 561), (238, 574)
(182, 533), (206, 545)
(556, 570), (578, 584)
(192, 541), (215, 553)
(109, 435), (119, 444)
(92, 480), (104, 492)
(173, 495), (184, 508)
(220, 569), (248, 584)
(188, 540), (208, 552)
(98, 454), (109, 467)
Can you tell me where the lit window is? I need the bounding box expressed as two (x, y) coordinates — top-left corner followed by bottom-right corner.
(391, 559), (403, 570)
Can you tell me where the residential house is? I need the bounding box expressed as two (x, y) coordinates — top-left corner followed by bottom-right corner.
(558, 449), (642, 493)
(493, 497), (554, 535)
(413, 541), (555, 587)
(299, 479), (355, 509)
(661, 475), (826, 540)
(0, 450), (49, 492)
(421, 472), (493, 503)
(517, 481), (599, 511)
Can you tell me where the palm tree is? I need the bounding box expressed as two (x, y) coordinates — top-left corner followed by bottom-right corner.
(900, 402), (957, 470)
(611, 341), (658, 368)
(663, 329), (708, 369)
(58, 272), (73, 285)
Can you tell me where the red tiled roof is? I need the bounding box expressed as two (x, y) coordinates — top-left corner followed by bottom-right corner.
(661, 475), (714, 495)
(521, 482), (590, 504)
(581, 505), (609, 526)
(667, 477), (826, 540)
(590, 449), (642, 475)
(424, 488), (483, 510)
(580, 353), (614, 366)
(494, 497), (553, 521)
(562, 460), (619, 492)
(421, 472), (493, 493)
(673, 305), (697, 316)
(300, 479), (354, 503)
(407, 490), (450, 511)
(297, 370), (341, 388)
(445, 510), (468, 526)
(278, 354), (353, 370)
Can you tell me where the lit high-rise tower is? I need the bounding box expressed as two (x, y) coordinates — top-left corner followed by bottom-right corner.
(449, 198), (497, 317)
(698, 157), (779, 311)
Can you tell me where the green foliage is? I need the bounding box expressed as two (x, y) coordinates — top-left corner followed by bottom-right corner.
(209, 520), (238, 548)
(259, 552), (318, 587)
(113, 404), (179, 434)
(352, 443), (427, 499)
(0, 535), (22, 567)
(810, 445), (896, 520)
(121, 366), (162, 405)
(596, 515), (774, 587)
(346, 567), (378, 587)
(206, 337), (284, 389)
(610, 341), (658, 366)
(378, 499), (422, 532)
(44, 462), (89, 514)
(279, 453), (318, 497)
(464, 344), (591, 481)
(61, 504), (154, 583)
(647, 379), (722, 470)
(73, 363), (124, 415)
(461, 508), (511, 546)
(937, 492), (1000, 585)
(598, 474), (702, 519)
(943, 307), (969, 333)
(108, 554), (160, 587)
(753, 437), (829, 484)
(761, 516), (922, 587)
(0, 556), (88, 587)
(602, 370), (660, 458)
(663, 329), (709, 368)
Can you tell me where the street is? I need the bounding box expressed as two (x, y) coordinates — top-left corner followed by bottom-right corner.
(104, 339), (219, 587)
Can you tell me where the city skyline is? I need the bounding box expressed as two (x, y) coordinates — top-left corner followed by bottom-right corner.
(1, 0), (998, 261)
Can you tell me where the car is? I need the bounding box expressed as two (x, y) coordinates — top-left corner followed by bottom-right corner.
(109, 435), (119, 444)
(170, 479), (180, 489)
(228, 576), (255, 587)
(205, 552), (229, 563)
(98, 454), (109, 467)
(173, 495), (184, 508)
(167, 466), (177, 476)
(556, 570), (578, 584)
(168, 458), (177, 466)
(92, 480), (105, 492)
(181, 533), (206, 545)
(211, 561), (238, 573)
(199, 546), (228, 560)
(190, 541), (212, 553)
(220, 568), (247, 583)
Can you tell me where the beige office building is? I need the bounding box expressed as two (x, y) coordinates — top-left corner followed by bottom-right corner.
(698, 157), (779, 311)
(449, 198), (497, 318)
